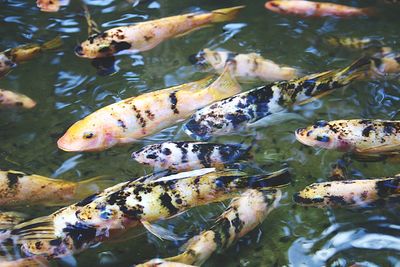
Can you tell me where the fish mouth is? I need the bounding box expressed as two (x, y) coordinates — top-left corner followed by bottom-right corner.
(294, 128), (311, 146)
(57, 136), (79, 152)
(74, 45), (85, 57)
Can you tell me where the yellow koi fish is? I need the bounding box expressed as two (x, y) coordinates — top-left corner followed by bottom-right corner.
(74, 6), (245, 58)
(0, 36), (62, 78)
(192, 48), (299, 82)
(139, 189), (281, 266)
(58, 68), (241, 152)
(294, 176), (400, 208)
(0, 89), (36, 109)
(0, 170), (113, 207)
(6, 168), (290, 260)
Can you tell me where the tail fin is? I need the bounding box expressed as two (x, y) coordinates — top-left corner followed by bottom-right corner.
(248, 168), (291, 190)
(210, 6), (245, 23)
(361, 7), (378, 17)
(207, 64), (242, 100)
(41, 36), (63, 51)
(73, 175), (116, 201)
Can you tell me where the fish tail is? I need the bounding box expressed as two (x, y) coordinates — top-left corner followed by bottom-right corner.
(361, 7), (378, 17)
(207, 64), (242, 100)
(335, 56), (372, 83)
(248, 168), (291, 190)
(210, 5), (245, 23)
(73, 175), (116, 200)
(41, 36), (63, 51)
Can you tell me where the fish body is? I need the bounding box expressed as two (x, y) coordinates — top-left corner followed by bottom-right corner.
(295, 119), (400, 154)
(193, 49), (298, 82)
(0, 89), (36, 109)
(324, 36), (384, 51)
(36, 0), (70, 12)
(0, 170), (113, 207)
(294, 177), (400, 208)
(184, 57), (370, 140)
(58, 68), (241, 152)
(0, 37), (62, 78)
(75, 6), (244, 58)
(131, 141), (251, 171)
(162, 189), (281, 266)
(265, 0), (375, 18)
(9, 168), (290, 259)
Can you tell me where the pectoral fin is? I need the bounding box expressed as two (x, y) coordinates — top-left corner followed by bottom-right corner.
(141, 220), (185, 241)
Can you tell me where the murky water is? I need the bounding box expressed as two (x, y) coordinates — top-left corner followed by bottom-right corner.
(1, 0), (400, 266)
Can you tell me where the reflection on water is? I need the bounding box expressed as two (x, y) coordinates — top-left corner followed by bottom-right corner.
(1, 0), (400, 266)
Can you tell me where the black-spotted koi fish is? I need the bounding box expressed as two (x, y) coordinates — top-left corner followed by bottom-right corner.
(138, 189), (281, 266)
(5, 168), (290, 260)
(184, 57), (370, 140)
(294, 176), (400, 208)
(58, 68), (241, 152)
(75, 6), (244, 58)
(295, 119), (400, 155)
(192, 48), (299, 82)
(0, 170), (114, 207)
(131, 141), (251, 171)
(0, 89), (36, 109)
(0, 36), (62, 78)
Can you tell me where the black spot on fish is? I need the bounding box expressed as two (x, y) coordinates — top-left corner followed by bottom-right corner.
(231, 211), (243, 234)
(169, 92), (179, 114)
(162, 148), (172, 155)
(362, 125), (374, 137)
(63, 222), (97, 249)
(146, 153), (158, 160)
(316, 135), (330, 142)
(293, 193), (324, 205)
(117, 119), (127, 131)
(76, 193), (99, 207)
(7, 172), (23, 188)
(98, 46), (111, 53)
(383, 122), (395, 135)
(143, 35), (153, 41)
(328, 195), (348, 206)
(159, 193), (179, 215)
(49, 239), (63, 246)
(111, 40), (132, 52)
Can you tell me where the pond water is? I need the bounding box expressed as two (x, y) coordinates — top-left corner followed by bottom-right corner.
(0, 0), (400, 266)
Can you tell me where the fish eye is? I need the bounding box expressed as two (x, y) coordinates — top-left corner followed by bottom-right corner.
(316, 135), (330, 142)
(83, 132), (95, 139)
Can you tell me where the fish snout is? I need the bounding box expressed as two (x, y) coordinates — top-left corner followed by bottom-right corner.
(295, 127), (306, 136)
(74, 45), (84, 56)
(5, 60), (16, 68)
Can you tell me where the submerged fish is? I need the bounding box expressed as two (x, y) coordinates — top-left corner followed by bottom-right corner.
(295, 119), (400, 155)
(58, 68), (241, 152)
(265, 0), (376, 18)
(370, 51), (400, 76)
(0, 170), (113, 207)
(136, 259), (196, 267)
(165, 189), (280, 266)
(184, 57), (370, 140)
(294, 177), (400, 208)
(323, 36), (384, 51)
(0, 89), (36, 109)
(192, 48), (299, 82)
(0, 36), (62, 78)
(0, 211), (27, 230)
(6, 168), (290, 259)
(75, 6), (244, 58)
(131, 141), (251, 171)
(36, 0), (70, 12)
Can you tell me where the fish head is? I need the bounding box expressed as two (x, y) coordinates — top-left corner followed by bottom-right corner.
(295, 120), (349, 151)
(57, 116), (115, 152)
(131, 144), (162, 166)
(293, 185), (325, 207)
(0, 54), (16, 77)
(265, 1), (289, 14)
(75, 33), (132, 59)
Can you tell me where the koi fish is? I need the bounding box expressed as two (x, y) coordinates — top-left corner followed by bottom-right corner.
(131, 141), (251, 171)
(0, 170), (114, 207)
(136, 259), (196, 267)
(323, 36), (384, 51)
(57, 67), (241, 152)
(75, 6), (244, 58)
(7, 168), (290, 259)
(0, 211), (27, 230)
(370, 51), (400, 76)
(295, 119), (400, 155)
(265, 0), (376, 18)
(0, 89), (36, 109)
(192, 48), (299, 82)
(36, 0), (70, 12)
(0, 36), (62, 78)
(294, 177), (400, 208)
(138, 189), (281, 266)
(184, 57), (370, 140)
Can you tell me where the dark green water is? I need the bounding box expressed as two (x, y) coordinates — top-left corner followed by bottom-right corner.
(0, 0), (400, 266)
